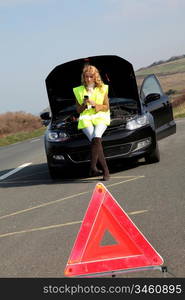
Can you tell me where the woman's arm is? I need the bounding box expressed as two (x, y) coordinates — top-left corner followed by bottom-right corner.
(94, 93), (110, 112)
(76, 100), (87, 114)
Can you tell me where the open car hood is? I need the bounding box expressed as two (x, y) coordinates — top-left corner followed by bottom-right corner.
(45, 55), (140, 116)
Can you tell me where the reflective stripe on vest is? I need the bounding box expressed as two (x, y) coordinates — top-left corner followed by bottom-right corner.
(73, 85), (110, 129)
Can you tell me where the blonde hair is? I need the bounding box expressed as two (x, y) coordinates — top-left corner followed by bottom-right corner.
(81, 64), (104, 90)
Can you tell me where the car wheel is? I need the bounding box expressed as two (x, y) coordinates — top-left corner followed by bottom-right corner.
(48, 165), (60, 179)
(145, 142), (160, 164)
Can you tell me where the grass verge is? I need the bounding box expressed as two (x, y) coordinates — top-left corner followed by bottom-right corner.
(0, 109), (184, 147)
(0, 127), (46, 147)
(173, 107), (185, 119)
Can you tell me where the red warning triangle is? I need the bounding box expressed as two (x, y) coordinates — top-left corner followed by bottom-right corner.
(64, 183), (163, 277)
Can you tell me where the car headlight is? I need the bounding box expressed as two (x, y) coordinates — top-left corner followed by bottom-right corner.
(47, 131), (69, 142)
(126, 115), (149, 130)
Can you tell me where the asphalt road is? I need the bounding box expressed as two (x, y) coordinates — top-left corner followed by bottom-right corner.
(0, 119), (184, 278)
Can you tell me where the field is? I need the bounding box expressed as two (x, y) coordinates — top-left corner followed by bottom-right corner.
(135, 57), (185, 98)
(136, 57), (185, 76)
(135, 56), (185, 119)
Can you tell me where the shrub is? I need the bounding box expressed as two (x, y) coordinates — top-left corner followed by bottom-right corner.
(172, 94), (185, 108)
(166, 89), (176, 95)
(0, 111), (42, 137)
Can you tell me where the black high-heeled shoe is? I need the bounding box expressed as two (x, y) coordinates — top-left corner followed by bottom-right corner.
(103, 172), (110, 181)
(89, 167), (102, 177)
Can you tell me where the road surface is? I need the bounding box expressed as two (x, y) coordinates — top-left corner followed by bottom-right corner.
(0, 119), (184, 278)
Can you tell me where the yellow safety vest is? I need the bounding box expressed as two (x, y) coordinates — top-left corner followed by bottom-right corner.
(73, 84), (110, 129)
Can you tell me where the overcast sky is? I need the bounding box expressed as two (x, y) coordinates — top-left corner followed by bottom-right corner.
(1, 0), (185, 115)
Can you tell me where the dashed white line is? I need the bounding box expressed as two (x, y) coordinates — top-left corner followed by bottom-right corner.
(30, 139), (41, 143)
(0, 176), (144, 219)
(0, 163), (32, 181)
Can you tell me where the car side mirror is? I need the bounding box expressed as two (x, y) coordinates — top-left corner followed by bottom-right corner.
(40, 111), (50, 120)
(40, 111), (51, 126)
(144, 93), (161, 104)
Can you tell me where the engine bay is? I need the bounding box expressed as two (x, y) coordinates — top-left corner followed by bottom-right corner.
(51, 98), (138, 133)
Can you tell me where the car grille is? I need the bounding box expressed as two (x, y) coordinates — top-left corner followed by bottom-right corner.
(104, 143), (132, 158)
(68, 143), (132, 163)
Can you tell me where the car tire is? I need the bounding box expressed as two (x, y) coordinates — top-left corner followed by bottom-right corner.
(48, 165), (60, 179)
(145, 142), (160, 164)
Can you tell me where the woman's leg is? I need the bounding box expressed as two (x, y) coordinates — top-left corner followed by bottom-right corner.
(82, 123), (107, 141)
(93, 124), (110, 181)
(89, 138), (102, 176)
(82, 126), (94, 141)
(96, 138), (110, 181)
(93, 123), (107, 138)
(82, 124), (110, 180)
(82, 126), (102, 176)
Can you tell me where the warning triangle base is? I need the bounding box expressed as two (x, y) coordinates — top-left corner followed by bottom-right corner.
(77, 265), (165, 278)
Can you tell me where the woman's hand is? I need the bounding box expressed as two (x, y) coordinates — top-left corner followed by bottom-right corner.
(86, 98), (96, 107)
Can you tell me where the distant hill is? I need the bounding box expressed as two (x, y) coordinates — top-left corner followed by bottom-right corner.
(136, 54), (185, 73)
(135, 55), (185, 100)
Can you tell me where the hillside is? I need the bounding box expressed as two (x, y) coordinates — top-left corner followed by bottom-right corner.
(135, 56), (185, 101)
(136, 55), (185, 75)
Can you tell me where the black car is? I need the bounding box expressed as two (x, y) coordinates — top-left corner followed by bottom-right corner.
(40, 55), (176, 179)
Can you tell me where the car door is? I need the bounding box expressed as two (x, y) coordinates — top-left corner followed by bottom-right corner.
(140, 74), (176, 139)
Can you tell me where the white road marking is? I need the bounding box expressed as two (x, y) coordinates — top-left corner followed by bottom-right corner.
(0, 176), (147, 239)
(0, 210), (148, 239)
(30, 139), (40, 143)
(0, 163), (32, 181)
(128, 209), (148, 215)
(0, 176), (144, 220)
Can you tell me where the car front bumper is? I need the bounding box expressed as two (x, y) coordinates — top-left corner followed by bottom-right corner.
(45, 125), (156, 168)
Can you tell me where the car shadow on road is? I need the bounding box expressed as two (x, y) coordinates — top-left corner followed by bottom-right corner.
(0, 159), (146, 188)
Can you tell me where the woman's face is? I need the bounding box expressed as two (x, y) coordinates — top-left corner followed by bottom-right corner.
(84, 72), (95, 85)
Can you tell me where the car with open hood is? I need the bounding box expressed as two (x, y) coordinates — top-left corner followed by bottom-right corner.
(40, 55), (176, 178)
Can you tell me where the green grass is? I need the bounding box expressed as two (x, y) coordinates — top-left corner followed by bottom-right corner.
(136, 57), (185, 76)
(173, 105), (185, 119)
(0, 127), (46, 147)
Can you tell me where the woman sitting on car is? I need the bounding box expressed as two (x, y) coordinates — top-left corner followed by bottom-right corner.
(73, 64), (110, 181)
